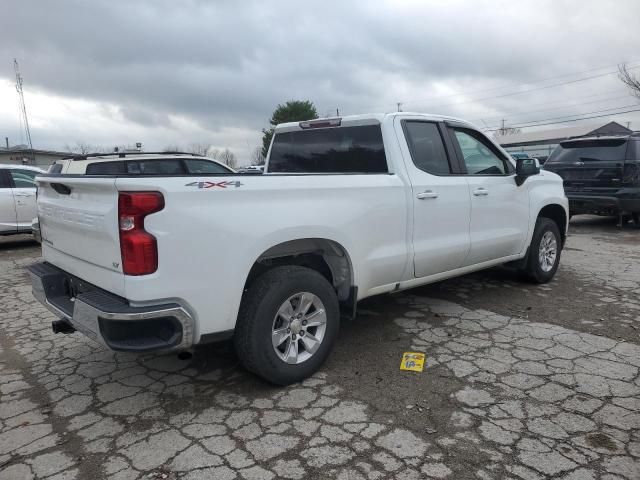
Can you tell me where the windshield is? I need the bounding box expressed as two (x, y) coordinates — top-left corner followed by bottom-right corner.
(546, 139), (628, 164)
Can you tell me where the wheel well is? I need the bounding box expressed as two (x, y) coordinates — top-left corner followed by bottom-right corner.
(244, 239), (353, 301)
(538, 204), (567, 246)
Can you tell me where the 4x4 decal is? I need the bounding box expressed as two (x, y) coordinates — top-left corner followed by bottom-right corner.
(185, 180), (243, 189)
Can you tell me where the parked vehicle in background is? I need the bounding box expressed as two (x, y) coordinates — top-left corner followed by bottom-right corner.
(0, 165), (45, 236)
(510, 152), (531, 161)
(544, 134), (640, 226)
(29, 113), (568, 385)
(536, 155), (549, 165)
(237, 165), (264, 174)
(48, 152), (235, 175)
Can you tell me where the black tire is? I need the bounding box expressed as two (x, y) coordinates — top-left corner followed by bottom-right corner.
(632, 212), (640, 227)
(520, 217), (562, 284)
(234, 266), (340, 385)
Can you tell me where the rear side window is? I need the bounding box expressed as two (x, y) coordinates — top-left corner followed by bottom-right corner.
(126, 159), (185, 174)
(86, 161), (126, 175)
(185, 159), (231, 174)
(268, 125), (388, 173)
(629, 140), (640, 160)
(403, 122), (451, 175)
(85, 159), (188, 175)
(547, 139), (628, 164)
(9, 169), (39, 188)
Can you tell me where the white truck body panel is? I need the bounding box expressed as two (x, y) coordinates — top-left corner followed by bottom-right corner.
(33, 112), (568, 347)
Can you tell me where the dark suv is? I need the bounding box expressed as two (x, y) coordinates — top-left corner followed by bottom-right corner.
(544, 134), (640, 225)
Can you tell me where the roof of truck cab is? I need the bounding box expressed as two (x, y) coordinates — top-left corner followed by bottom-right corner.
(275, 112), (476, 131)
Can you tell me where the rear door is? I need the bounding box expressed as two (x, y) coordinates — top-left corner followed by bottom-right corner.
(395, 118), (471, 277)
(7, 169), (39, 229)
(0, 169), (17, 234)
(544, 138), (629, 193)
(447, 126), (529, 266)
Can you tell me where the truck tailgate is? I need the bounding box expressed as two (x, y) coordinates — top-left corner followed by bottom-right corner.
(36, 176), (125, 296)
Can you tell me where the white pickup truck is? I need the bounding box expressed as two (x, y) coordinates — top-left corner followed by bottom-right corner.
(29, 113), (568, 384)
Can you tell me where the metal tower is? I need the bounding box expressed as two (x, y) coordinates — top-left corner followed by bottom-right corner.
(14, 59), (34, 163)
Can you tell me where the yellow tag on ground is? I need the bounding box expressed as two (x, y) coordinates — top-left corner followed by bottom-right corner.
(400, 352), (425, 372)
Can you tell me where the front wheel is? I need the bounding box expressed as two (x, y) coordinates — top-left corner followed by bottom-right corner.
(234, 266), (340, 385)
(520, 217), (562, 283)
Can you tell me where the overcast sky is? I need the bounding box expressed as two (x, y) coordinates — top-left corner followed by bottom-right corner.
(1, 0), (639, 163)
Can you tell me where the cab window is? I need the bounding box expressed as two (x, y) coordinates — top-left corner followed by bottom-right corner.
(403, 121), (452, 175)
(450, 128), (512, 175)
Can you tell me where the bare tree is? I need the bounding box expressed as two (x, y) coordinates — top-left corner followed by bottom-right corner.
(218, 148), (237, 169)
(64, 142), (102, 155)
(619, 63), (640, 100)
(251, 146), (265, 166)
(187, 143), (213, 156)
(163, 144), (183, 152)
(208, 148), (221, 160)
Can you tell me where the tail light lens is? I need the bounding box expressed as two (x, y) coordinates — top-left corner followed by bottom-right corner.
(118, 192), (164, 275)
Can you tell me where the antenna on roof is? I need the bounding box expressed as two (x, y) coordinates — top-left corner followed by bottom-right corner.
(14, 59), (34, 164)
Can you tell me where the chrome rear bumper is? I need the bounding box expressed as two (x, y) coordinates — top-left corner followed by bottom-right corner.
(28, 262), (193, 352)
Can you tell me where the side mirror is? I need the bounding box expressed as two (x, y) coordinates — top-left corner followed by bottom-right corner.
(515, 158), (540, 186)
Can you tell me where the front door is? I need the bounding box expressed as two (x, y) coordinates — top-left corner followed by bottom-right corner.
(395, 118), (471, 278)
(0, 170), (17, 234)
(447, 127), (529, 266)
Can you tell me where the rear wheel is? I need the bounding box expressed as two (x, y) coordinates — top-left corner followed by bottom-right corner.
(520, 217), (562, 284)
(234, 266), (340, 385)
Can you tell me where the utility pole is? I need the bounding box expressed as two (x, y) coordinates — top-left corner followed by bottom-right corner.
(501, 119), (506, 136)
(336, 108), (340, 116)
(397, 102), (403, 112)
(14, 59), (34, 164)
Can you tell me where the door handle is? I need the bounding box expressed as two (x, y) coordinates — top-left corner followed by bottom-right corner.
(417, 190), (438, 200)
(473, 188), (489, 196)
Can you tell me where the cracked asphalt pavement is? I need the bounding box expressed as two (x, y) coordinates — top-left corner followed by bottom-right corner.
(0, 216), (638, 479)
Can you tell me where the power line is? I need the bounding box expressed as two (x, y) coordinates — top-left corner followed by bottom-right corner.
(405, 60), (640, 106)
(470, 93), (631, 123)
(364, 60), (640, 113)
(410, 65), (640, 112)
(484, 103), (640, 130)
(486, 107), (640, 132)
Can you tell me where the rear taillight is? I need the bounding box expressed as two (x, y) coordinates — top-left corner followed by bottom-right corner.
(118, 192), (164, 275)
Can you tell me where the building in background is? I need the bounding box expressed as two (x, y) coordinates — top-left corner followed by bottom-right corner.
(0, 145), (69, 168)
(495, 121), (633, 158)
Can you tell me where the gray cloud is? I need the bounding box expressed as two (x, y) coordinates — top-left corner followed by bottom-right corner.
(1, 0), (639, 158)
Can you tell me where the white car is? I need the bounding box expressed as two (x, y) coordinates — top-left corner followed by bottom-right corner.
(29, 113), (568, 385)
(49, 152), (235, 175)
(0, 164), (44, 236)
